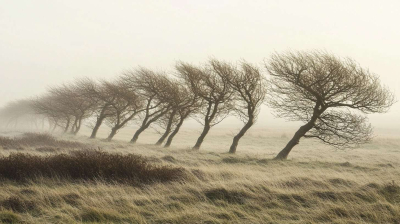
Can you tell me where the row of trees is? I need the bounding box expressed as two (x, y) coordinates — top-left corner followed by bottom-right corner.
(0, 51), (394, 159)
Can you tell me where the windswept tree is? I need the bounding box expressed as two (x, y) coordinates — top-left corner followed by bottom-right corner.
(177, 59), (234, 150)
(32, 94), (74, 133)
(104, 80), (144, 141)
(266, 51), (395, 160)
(152, 79), (181, 145)
(75, 78), (119, 139)
(123, 68), (172, 143)
(164, 80), (202, 148)
(0, 99), (42, 129)
(48, 82), (96, 135)
(225, 61), (267, 153)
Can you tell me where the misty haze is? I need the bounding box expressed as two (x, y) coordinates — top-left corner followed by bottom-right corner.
(0, 1), (399, 223)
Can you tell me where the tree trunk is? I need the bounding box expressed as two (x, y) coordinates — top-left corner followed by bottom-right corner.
(63, 118), (70, 133)
(274, 103), (325, 160)
(73, 118), (82, 135)
(90, 116), (105, 139)
(229, 119), (254, 154)
(107, 128), (118, 141)
(193, 122), (211, 150)
(130, 108), (170, 144)
(156, 129), (171, 145)
(164, 117), (185, 148)
(274, 122), (314, 160)
(130, 127), (145, 143)
(70, 118), (77, 134)
(155, 110), (176, 145)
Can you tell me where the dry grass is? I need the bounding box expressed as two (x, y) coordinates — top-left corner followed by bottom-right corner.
(0, 129), (399, 223)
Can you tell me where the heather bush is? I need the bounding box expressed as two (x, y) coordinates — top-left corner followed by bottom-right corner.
(0, 150), (185, 185)
(0, 133), (85, 150)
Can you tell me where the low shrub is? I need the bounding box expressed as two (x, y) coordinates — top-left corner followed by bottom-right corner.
(0, 133), (84, 150)
(0, 150), (185, 185)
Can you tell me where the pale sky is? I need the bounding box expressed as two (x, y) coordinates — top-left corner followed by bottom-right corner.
(0, 0), (399, 132)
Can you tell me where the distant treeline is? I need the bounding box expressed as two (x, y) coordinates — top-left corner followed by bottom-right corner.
(0, 51), (394, 159)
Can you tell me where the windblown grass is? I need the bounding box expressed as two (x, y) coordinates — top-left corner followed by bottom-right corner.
(0, 130), (399, 223)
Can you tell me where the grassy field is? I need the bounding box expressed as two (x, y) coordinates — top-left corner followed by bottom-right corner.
(0, 127), (399, 223)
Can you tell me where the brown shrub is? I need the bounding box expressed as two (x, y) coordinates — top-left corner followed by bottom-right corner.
(0, 133), (85, 150)
(0, 150), (185, 185)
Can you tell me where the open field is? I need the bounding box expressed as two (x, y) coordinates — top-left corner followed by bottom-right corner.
(0, 128), (400, 223)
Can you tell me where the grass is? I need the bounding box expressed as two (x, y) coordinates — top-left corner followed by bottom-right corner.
(0, 129), (399, 223)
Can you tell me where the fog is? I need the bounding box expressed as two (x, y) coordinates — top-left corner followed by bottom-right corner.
(1, 0), (399, 134)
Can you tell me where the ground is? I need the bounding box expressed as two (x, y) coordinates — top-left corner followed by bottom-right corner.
(0, 127), (399, 223)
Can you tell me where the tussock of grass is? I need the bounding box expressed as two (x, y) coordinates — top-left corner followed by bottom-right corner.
(0, 150), (185, 184)
(204, 188), (250, 204)
(0, 133), (84, 150)
(0, 196), (37, 213)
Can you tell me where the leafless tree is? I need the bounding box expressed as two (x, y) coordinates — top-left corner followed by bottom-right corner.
(164, 80), (202, 148)
(266, 51), (395, 160)
(75, 78), (120, 139)
(31, 94), (73, 132)
(177, 59), (234, 150)
(224, 61), (267, 153)
(0, 99), (43, 129)
(122, 68), (172, 143)
(47, 82), (96, 135)
(104, 80), (144, 141)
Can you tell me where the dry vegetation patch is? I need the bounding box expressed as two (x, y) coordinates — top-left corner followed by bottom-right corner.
(0, 150), (185, 185)
(0, 132), (85, 150)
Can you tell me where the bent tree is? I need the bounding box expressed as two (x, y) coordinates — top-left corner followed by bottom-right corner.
(177, 59), (233, 150)
(104, 80), (143, 141)
(226, 61), (267, 153)
(163, 79), (201, 148)
(266, 51), (394, 160)
(123, 68), (172, 144)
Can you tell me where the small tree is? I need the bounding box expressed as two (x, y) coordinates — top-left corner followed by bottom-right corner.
(266, 51), (395, 160)
(76, 78), (119, 139)
(104, 80), (144, 141)
(0, 99), (42, 130)
(225, 61), (267, 153)
(123, 68), (172, 143)
(48, 82), (96, 135)
(32, 94), (74, 133)
(177, 59), (234, 150)
(163, 79), (202, 148)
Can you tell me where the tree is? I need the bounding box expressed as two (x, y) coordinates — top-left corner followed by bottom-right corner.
(0, 99), (42, 130)
(123, 68), (172, 143)
(32, 94), (74, 133)
(104, 80), (144, 141)
(177, 59), (234, 150)
(225, 61), (267, 153)
(75, 78), (118, 139)
(47, 81), (97, 135)
(162, 79), (202, 148)
(266, 51), (395, 160)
